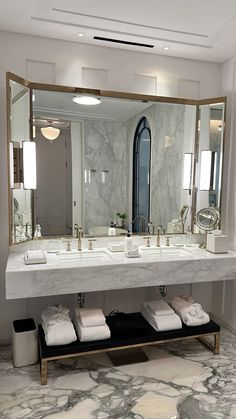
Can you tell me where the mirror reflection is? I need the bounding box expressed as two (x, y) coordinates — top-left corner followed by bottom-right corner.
(196, 103), (224, 214)
(10, 80), (33, 243)
(8, 75), (226, 244)
(32, 90), (197, 237)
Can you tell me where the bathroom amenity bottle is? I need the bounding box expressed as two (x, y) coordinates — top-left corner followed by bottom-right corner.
(34, 224), (42, 239)
(108, 222), (116, 236)
(124, 231), (132, 253)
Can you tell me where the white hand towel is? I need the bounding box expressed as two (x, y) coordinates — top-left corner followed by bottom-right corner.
(74, 317), (110, 342)
(146, 300), (175, 316)
(170, 297), (210, 326)
(26, 250), (45, 259)
(75, 308), (106, 327)
(141, 304), (182, 332)
(42, 321), (77, 346)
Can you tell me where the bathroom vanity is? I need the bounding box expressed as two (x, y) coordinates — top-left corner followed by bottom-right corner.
(6, 240), (236, 300)
(6, 238), (236, 384)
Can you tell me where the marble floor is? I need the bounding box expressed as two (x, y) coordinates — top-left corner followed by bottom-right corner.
(0, 328), (236, 419)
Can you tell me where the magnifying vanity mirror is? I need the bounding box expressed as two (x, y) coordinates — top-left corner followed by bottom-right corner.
(196, 207), (219, 231)
(6, 72), (226, 245)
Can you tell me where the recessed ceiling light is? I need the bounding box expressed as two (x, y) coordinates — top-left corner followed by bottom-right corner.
(73, 96), (101, 106)
(77, 33), (84, 37)
(163, 46), (169, 51)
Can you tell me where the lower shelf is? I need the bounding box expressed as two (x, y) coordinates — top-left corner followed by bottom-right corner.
(38, 312), (220, 385)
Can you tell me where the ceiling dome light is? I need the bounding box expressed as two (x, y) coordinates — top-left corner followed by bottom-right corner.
(163, 46), (169, 51)
(72, 96), (101, 106)
(77, 32), (84, 37)
(41, 126), (60, 141)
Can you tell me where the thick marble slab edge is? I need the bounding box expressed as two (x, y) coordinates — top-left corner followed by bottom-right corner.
(5, 247), (236, 299)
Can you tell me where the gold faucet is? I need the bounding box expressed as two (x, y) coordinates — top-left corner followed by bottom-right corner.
(77, 227), (83, 251)
(156, 225), (165, 247)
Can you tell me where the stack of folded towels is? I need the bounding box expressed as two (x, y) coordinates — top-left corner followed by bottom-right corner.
(42, 305), (77, 346)
(141, 299), (182, 331)
(74, 308), (111, 342)
(169, 296), (210, 326)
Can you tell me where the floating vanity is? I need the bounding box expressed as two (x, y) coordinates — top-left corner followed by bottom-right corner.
(6, 239), (236, 300)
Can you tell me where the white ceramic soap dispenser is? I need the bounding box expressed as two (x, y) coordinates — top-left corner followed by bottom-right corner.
(108, 221), (116, 236)
(124, 231), (132, 253)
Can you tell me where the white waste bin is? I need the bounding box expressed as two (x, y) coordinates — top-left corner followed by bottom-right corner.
(12, 318), (38, 367)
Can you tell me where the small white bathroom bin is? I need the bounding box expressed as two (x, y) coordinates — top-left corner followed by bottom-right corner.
(12, 318), (38, 367)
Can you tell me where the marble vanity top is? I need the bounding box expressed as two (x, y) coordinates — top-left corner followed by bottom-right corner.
(6, 237), (236, 299)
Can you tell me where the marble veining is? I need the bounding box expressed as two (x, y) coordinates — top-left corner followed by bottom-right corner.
(83, 120), (129, 234)
(1, 327), (236, 418)
(5, 242), (236, 299)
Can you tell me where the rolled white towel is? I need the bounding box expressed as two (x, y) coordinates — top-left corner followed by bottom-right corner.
(145, 299), (175, 317)
(42, 321), (77, 346)
(141, 304), (182, 332)
(170, 297), (210, 326)
(74, 317), (110, 342)
(75, 308), (106, 327)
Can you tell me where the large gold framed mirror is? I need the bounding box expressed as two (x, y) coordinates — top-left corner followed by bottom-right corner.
(6, 72), (226, 245)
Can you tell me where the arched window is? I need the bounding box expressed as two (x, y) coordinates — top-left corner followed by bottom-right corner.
(132, 117), (151, 233)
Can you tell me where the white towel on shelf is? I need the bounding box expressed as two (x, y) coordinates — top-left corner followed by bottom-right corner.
(41, 305), (77, 346)
(141, 303), (182, 332)
(74, 317), (110, 342)
(146, 299), (175, 317)
(169, 296), (210, 326)
(75, 308), (106, 327)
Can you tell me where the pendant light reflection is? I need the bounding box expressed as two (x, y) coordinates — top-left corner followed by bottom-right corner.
(41, 126), (60, 141)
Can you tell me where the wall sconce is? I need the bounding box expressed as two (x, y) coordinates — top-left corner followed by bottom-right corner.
(10, 141), (37, 190)
(199, 150), (217, 191)
(182, 153), (193, 192)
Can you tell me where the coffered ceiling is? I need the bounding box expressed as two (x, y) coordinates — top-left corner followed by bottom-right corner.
(1, 0), (236, 62)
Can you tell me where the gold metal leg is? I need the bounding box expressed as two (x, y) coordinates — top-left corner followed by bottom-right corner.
(214, 332), (220, 354)
(40, 359), (48, 385)
(197, 333), (220, 354)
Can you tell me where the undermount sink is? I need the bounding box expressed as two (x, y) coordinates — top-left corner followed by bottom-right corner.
(139, 246), (196, 258)
(56, 249), (111, 262)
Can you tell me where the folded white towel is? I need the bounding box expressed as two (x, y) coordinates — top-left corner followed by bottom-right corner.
(74, 317), (110, 342)
(42, 321), (77, 346)
(26, 250), (45, 259)
(75, 308), (106, 327)
(146, 300), (175, 316)
(170, 296), (210, 326)
(141, 303), (182, 332)
(41, 305), (77, 346)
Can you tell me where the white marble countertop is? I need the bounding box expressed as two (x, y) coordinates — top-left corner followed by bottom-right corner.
(6, 237), (236, 299)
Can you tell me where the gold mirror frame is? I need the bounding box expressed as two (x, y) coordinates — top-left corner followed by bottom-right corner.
(6, 71), (227, 245)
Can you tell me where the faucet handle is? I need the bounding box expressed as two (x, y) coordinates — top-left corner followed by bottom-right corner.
(88, 238), (97, 250)
(143, 236), (151, 247)
(165, 235), (173, 247)
(63, 240), (71, 252)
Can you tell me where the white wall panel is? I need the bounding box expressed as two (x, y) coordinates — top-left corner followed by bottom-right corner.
(26, 59), (55, 83)
(132, 73), (157, 95)
(81, 66), (108, 89)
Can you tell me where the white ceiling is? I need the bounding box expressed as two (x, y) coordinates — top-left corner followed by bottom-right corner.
(33, 90), (153, 122)
(1, 0), (236, 62)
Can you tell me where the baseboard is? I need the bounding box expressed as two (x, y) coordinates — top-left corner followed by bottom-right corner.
(210, 312), (236, 336)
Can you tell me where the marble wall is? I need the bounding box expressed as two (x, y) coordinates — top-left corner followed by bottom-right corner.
(83, 103), (194, 234)
(83, 120), (129, 234)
